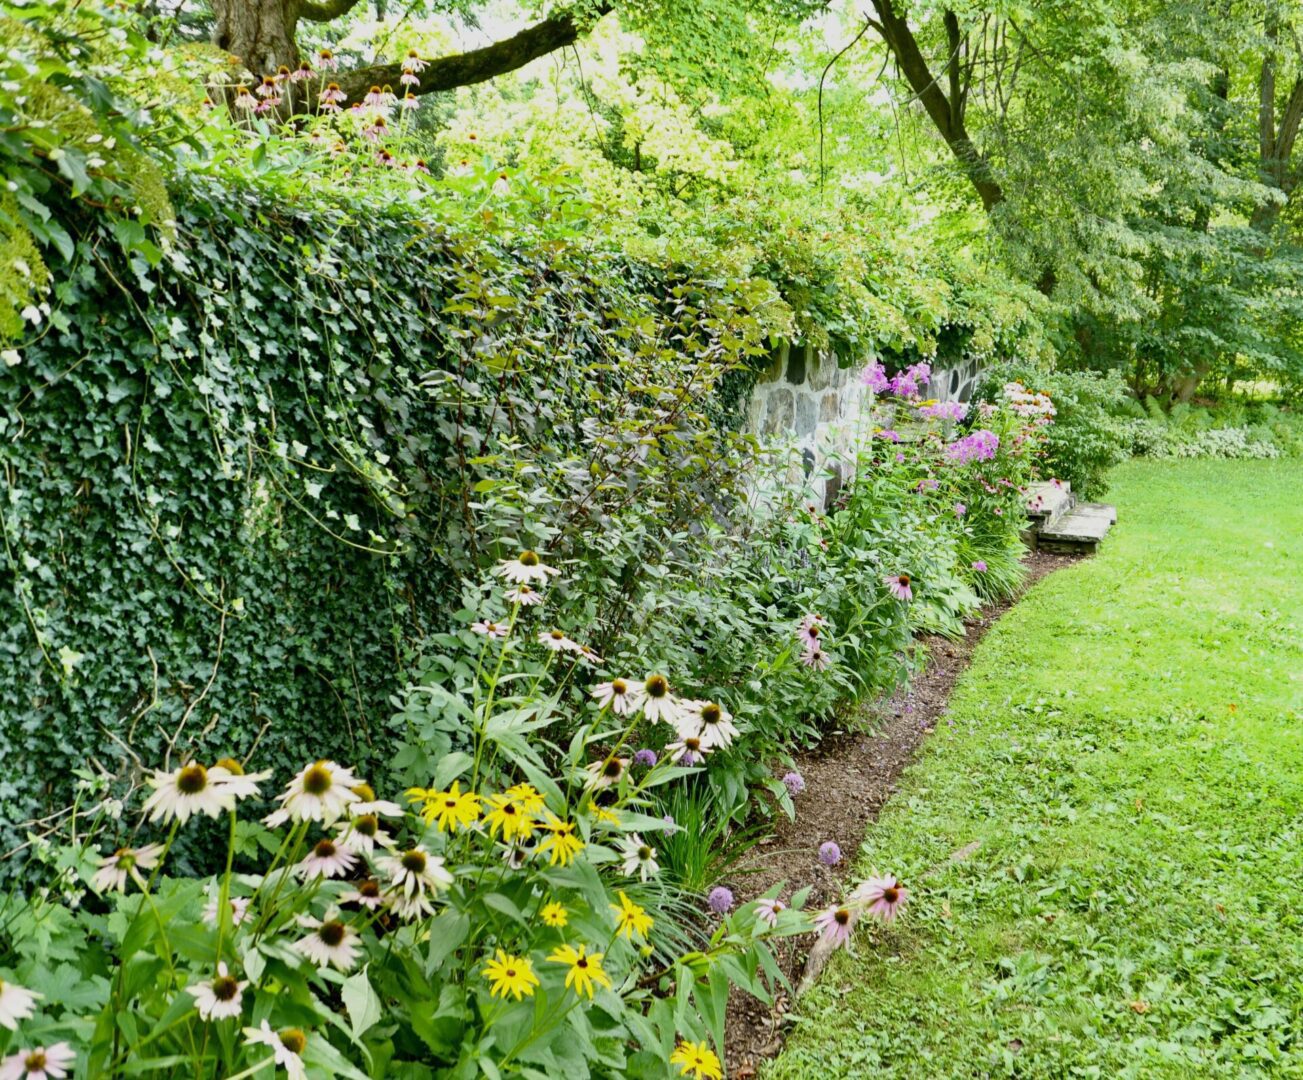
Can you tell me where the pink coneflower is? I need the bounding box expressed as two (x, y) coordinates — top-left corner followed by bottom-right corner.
(802, 612), (827, 630)
(379, 84), (397, 107)
(410, 158), (431, 175)
(591, 678), (641, 715)
(202, 894), (250, 928)
(0, 1042), (75, 1079)
(376, 148), (397, 167)
(851, 875), (908, 922)
(340, 879), (386, 911)
(583, 756), (628, 791)
(362, 85), (385, 108)
(884, 573), (913, 601)
(362, 115), (388, 141)
(291, 59), (313, 82)
(754, 897), (785, 928)
(538, 629), (581, 653)
(799, 645), (830, 670)
(399, 92), (419, 110)
(471, 620), (508, 638)
(799, 622), (822, 649)
(257, 75), (280, 98)
(317, 47), (339, 71)
(818, 841), (841, 866)
(504, 584), (543, 605)
(401, 49), (428, 75)
(319, 82), (345, 110)
(812, 905), (855, 948)
(275, 64), (292, 83)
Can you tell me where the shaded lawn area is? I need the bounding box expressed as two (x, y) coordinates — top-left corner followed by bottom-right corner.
(768, 460), (1303, 1078)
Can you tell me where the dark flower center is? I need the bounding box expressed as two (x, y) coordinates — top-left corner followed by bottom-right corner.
(549, 630), (565, 640)
(369, 85), (381, 94)
(24, 1052), (46, 1070)
(215, 757), (244, 775)
(355, 815), (378, 837)
(638, 846), (652, 860)
(883, 887), (900, 903)
(577, 957), (588, 969)
(302, 764), (332, 796)
(645, 674), (668, 698)
(327, 82), (340, 92)
(177, 764), (208, 794)
(401, 849), (427, 873)
(611, 679), (628, 694)
(505, 967), (516, 977)
(899, 574), (911, 587)
(359, 880), (380, 898)
(602, 758), (622, 778)
(280, 1029), (307, 1054)
(701, 703), (722, 724)
(685, 737), (701, 752)
(835, 909), (851, 926)
(213, 975), (239, 1001)
(519, 550), (540, 566)
(319, 920), (346, 947)
(502, 804), (518, 816)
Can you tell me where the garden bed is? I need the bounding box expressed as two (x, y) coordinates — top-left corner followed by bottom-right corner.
(724, 549), (1081, 1076)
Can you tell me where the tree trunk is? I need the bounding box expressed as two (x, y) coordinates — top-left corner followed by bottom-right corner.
(212, 0), (300, 76)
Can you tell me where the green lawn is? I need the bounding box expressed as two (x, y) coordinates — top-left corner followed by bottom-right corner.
(769, 460), (1303, 1078)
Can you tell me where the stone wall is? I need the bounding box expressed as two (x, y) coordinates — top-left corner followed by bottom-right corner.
(744, 343), (979, 508)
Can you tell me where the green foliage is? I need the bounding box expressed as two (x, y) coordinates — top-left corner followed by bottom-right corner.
(1121, 397), (1303, 459)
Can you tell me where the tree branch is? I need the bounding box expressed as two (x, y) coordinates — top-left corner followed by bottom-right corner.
(335, 5), (610, 103)
(295, 0), (363, 22)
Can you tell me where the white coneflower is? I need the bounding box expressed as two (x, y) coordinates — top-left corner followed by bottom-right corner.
(692, 701), (739, 751)
(362, 85), (385, 109)
(141, 763), (235, 823)
(268, 761), (361, 826)
(538, 629), (581, 653)
(189, 962), (248, 1021)
(211, 758), (271, 800)
(316, 47), (338, 71)
(256, 75), (279, 98)
(799, 645), (830, 671)
(202, 894), (250, 928)
(335, 813), (395, 856)
(0, 980), (40, 1030)
(0, 1042), (74, 1079)
(617, 835), (659, 881)
(318, 82), (345, 111)
(583, 756), (628, 791)
(91, 843), (163, 893)
(471, 620), (508, 638)
(491, 172), (510, 197)
(295, 837), (358, 879)
(639, 674), (678, 724)
(400, 49), (428, 75)
(376, 846), (453, 902)
(379, 84), (397, 107)
(504, 584), (543, 606)
(496, 550), (559, 585)
(665, 734), (708, 765)
(591, 678), (642, 716)
(233, 85), (256, 110)
(293, 914), (360, 971)
(500, 841), (534, 870)
(349, 784), (403, 818)
(243, 1021), (307, 1080)
(340, 879), (386, 911)
(387, 890), (434, 920)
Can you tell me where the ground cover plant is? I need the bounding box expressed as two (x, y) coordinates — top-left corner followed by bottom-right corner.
(770, 459), (1303, 1077)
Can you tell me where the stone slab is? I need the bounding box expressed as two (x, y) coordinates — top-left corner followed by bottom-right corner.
(1078, 501), (1118, 524)
(1024, 481), (1073, 522)
(1038, 508), (1112, 544)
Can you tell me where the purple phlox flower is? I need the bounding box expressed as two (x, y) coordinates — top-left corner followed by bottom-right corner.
(913, 477), (939, 493)
(888, 361), (932, 400)
(895, 452), (905, 463)
(861, 361), (891, 393)
(972, 560), (988, 572)
(954, 502), (967, 517)
(818, 841), (841, 866)
(707, 886), (734, 914)
(782, 771), (805, 796)
(633, 748), (658, 768)
(875, 429), (902, 443)
(944, 429), (1000, 464)
(917, 400), (968, 422)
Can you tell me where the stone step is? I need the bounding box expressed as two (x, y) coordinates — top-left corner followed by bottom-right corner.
(1036, 503), (1116, 553)
(1024, 481), (1073, 524)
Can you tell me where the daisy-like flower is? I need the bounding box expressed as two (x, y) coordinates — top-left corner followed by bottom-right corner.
(482, 950), (539, 1001)
(318, 82), (345, 111)
(379, 84), (397, 107)
(410, 158), (431, 175)
(492, 172), (510, 197)
(233, 85), (257, 110)
(0, 980), (40, 1031)
(406, 795), (459, 847)
(618, 834), (659, 881)
(142, 763), (237, 823)
(754, 897), (785, 929)
(243, 1021), (307, 1080)
(339, 812), (396, 855)
(689, 701), (738, 750)
(257, 75), (279, 98)
(500, 841), (534, 870)
(210, 759), (271, 801)
(591, 678), (642, 716)
(202, 894), (250, 929)
(275, 64), (291, 83)
(583, 756), (628, 791)
(362, 115), (388, 141)
(812, 904), (855, 948)
(91, 843), (163, 893)
(376, 148), (397, 168)
(641, 674), (680, 725)
(316, 47), (338, 70)
(798, 621), (823, 650)
(537, 629), (581, 653)
(496, 549), (559, 585)
(801, 612), (828, 630)
(188, 962), (247, 1021)
(503, 782), (546, 815)
(547, 944), (611, 999)
(400, 49), (428, 75)
(377, 846), (453, 902)
(540, 901), (568, 928)
(290, 59), (313, 82)
(0, 1043), (74, 1080)
(670, 1040), (723, 1080)
(505, 584), (544, 606)
(340, 879), (386, 911)
(295, 837), (358, 879)
(850, 875), (908, 923)
(293, 914), (360, 971)
(665, 734), (708, 765)
(799, 645), (830, 670)
(348, 783), (403, 818)
(362, 85), (385, 108)
(471, 619), (509, 638)
(484, 792), (538, 843)
(537, 815), (583, 867)
(884, 573), (913, 601)
(610, 891), (653, 940)
(707, 887), (733, 914)
(268, 760), (360, 827)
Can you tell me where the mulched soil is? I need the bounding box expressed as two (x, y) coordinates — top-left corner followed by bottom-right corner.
(723, 549), (1082, 1077)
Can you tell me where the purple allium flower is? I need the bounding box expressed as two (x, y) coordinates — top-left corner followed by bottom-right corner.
(707, 886), (734, 914)
(972, 560), (988, 572)
(953, 502), (967, 517)
(812, 905), (855, 948)
(662, 813), (678, 833)
(782, 771), (805, 796)
(633, 749), (657, 768)
(818, 841), (841, 866)
(679, 749), (702, 766)
(895, 452), (906, 463)
(861, 361), (891, 393)
(944, 429), (1000, 464)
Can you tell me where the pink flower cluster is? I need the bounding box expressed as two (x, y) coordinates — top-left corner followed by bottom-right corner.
(916, 400), (967, 422)
(861, 360), (932, 400)
(944, 429), (1000, 464)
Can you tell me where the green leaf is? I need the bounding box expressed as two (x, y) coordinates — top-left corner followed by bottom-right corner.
(341, 966), (382, 1040)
